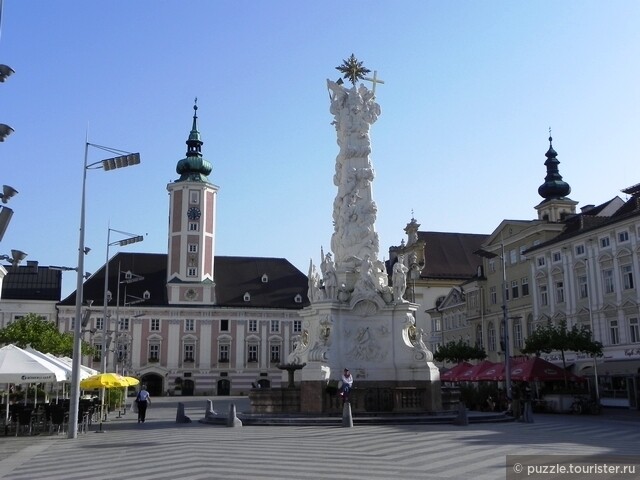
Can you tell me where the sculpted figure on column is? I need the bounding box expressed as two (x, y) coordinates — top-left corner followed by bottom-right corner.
(327, 58), (382, 272)
(392, 255), (409, 303)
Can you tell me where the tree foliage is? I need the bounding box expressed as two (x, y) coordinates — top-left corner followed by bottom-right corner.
(0, 313), (94, 357)
(434, 339), (487, 364)
(521, 319), (603, 385)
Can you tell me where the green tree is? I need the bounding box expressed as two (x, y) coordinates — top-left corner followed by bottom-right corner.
(434, 339), (487, 364)
(521, 318), (603, 385)
(0, 313), (95, 357)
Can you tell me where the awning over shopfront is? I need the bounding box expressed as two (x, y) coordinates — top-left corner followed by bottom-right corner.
(581, 359), (640, 376)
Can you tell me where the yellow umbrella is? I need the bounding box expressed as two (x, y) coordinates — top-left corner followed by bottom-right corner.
(80, 372), (139, 389)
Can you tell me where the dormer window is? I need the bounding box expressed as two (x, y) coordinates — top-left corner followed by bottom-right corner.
(294, 294), (302, 304)
(143, 290), (151, 300)
(261, 273), (269, 283)
(243, 292), (251, 302)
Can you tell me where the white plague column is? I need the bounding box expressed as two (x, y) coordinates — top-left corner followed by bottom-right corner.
(327, 79), (381, 271)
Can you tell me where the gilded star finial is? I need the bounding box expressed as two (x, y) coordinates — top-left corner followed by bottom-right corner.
(336, 54), (371, 86)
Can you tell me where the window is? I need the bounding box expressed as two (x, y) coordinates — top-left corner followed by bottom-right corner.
(184, 344), (195, 362)
(187, 267), (197, 277)
(117, 343), (128, 363)
(602, 269), (615, 294)
(247, 344), (258, 363)
(509, 249), (517, 265)
(188, 222), (199, 231)
(149, 344), (159, 361)
(270, 320), (280, 333)
(189, 190), (200, 204)
(600, 236), (610, 248)
(468, 291), (478, 309)
(537, 256), (546, 267)
(519, 245), (527, 260)
(475, 325), (483, 348)
(218, 344), (229, 363)
(293, 319), (302, 333)
(521, 277), (529, 296)
(487, 322), (496, 352)
(575, 245), (585, 255)
(504, 285), (510, 301)
(96, 317), (104, 331)
(578, 275), (588, 299)
(555, 281), (565, 304)
(552, 251), (561, 263)
(490, 286), (497, 305)
(622, 265), (634, 290)
(151, 318), (160, 331)
(539, 285), (548, 306)
(71, 317), (75, 330)
(248, 319), (257, 332)
(119, 318), (130, 331)
(629, 318), (639, 344)
(220, 319), (229, 331)
(618, 231), (629, 243)
(609, 320), (619, 345)
(185, 319), (195, 332)
(270, 344), (280, 363)
(513, 319), (523, 349)
(511, 280), (519, 299)
(527, 317), (534, 336)
(93, 343), (103, 361)
(488, 259), (496, 273)
(188, 243), (198, 253)
(433, 318), (441, 332)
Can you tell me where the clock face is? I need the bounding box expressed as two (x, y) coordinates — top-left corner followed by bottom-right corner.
(187, 207), (201, 220)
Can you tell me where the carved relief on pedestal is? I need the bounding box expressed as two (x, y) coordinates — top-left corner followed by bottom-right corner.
(345, 325), (387, 362)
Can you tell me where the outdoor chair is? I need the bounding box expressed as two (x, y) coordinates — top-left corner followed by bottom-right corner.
(16, 407), (33, 436)
(49, 406), (67, 435)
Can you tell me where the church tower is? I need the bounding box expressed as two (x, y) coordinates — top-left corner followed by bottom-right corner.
(166, 101), (218, 304)
(535, 135), (577, 222)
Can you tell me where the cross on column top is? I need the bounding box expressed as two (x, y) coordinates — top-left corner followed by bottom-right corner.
(363, 70), (385, 95)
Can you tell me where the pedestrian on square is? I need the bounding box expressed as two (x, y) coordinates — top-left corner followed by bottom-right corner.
(340, 368), (353, 404)
(137, 385), (151, 423)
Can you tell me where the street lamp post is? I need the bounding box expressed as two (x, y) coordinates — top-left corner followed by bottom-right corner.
(500, 243), (512, 403)
(585, 240), (601, 404)
(101, 229), (144, 376)
(98, 231), (143, 421)
(68, 141), (140, 440)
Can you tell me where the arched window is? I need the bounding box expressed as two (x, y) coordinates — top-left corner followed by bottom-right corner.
(487, 322), (496, 352)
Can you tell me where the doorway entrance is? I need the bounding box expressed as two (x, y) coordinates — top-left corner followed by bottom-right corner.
(141, 373), (164, 396)
(217, 379), (230, 396)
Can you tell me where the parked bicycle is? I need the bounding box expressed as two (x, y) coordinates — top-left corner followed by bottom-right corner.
(569, 396), (602, 415)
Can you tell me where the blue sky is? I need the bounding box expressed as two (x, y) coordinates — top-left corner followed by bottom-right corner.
(1, 1), (639, 298)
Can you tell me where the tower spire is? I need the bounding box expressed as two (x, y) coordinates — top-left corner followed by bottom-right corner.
(175, 99), (212, 182)
(538, 133), (571, 200)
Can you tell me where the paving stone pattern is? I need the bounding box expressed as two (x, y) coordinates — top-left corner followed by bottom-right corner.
(0, 397), (638, 480)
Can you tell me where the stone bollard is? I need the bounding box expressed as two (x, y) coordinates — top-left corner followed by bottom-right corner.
(453, 402), (469, 426)
(205, 399), (217, 418)
(341, 402), (353, 428)
(176, 402), (192, 423)
(226, 403), (243, 427)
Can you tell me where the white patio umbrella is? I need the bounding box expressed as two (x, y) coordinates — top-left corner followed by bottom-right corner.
(0, 345), (67, 422)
